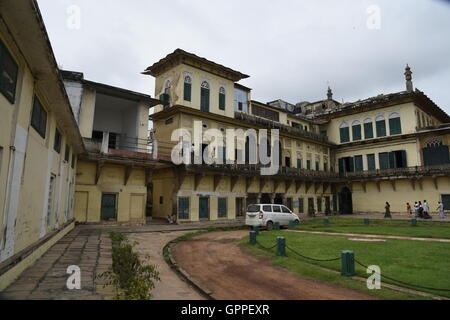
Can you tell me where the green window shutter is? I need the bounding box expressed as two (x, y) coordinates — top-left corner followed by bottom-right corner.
(338, 158), (345, 173)
(367, 154), (375, 170)
(0, 40), (19, 103)
(354, 155), (363, 172)
(306, 160), (311, 170)
(376, 120), (386, 137)
(315, 161), (319, 171)
(200, 87), (210, 112)
(31, 96), (47, 138)
(389, 117), (402, 135)
(297, 159), (302, 169)
(401, 150), (407, 168)
(178, 198), (190, 219)
(364, 122), (373, 139)
(218, 198), (227, 218)
(352, 125), (361, 141)
(183, 82), (191, 101)
(379, 152), (389, 169)
(317, 198), (322, 212)
(348, 157), (355, 172)
(299, 198), (304, 213)
(340, 127), (350, 143)
(219, 93), (225, 110)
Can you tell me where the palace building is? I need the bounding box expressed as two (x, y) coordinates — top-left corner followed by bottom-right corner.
(145, 49), (450, 222)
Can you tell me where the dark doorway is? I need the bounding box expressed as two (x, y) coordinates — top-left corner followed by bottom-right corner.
(339, 187), (353, 215)
(286, 198), (293, 210)
(325, 196), (331, 215)
(199, 197), (209, 220)
(101, 194), (117, 221)
(236, 198), (244, 217)
(261, 193), (271, 204)
(307, 198), (315, 216)
(274, 195), (283, 205)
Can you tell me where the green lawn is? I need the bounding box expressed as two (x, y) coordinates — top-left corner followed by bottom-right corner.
(296, 217), (450, 239)
(241, 230), (450, 300)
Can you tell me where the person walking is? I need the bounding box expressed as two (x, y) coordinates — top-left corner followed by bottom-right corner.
(418, 201), (423, 218)
(437, 202), (446, 219)
(406, 202), (412, 215)
(384, 202), (392, 218)
(423, 200), (429, 216)
(414, 202), (419, 218)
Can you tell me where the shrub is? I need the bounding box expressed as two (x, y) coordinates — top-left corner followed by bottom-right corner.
(97, 233), (160, 300)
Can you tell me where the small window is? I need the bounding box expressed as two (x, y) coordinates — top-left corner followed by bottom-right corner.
(183, 75), (192, 102)
(159, 196), (163, 204)
(376, 116), (386, 137)
(238, 101), (243, 111)
(298, 198), (304, 213)
(352, 121), (361, 141)
(272, 205), (281, 213)
(54, 129), (62, 153)
(65, 145), (70, 162)
(31, 96), (47, 139)
(248, 205), (260, 212)
(262, 205), (271, 212)
(339, 122), (350, 143)
(363, 118), (374, 139)
(389, 113), (402, 135)
(219, 87), (226, 110)
(0, 40), (19, 103)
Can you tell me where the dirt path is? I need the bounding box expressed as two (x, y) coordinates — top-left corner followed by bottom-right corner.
(172, 230), (377, 300)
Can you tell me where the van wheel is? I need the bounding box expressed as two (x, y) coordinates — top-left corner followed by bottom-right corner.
(294, 219), (300, 225)
(266, 221), (274, 231)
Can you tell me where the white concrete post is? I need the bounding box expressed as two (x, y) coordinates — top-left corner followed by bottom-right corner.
(101, 131), (109, 154)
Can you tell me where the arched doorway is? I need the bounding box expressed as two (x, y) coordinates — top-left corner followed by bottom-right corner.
(339, 187), (353, 215)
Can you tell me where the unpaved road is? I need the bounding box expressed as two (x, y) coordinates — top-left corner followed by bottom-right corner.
(172, 230), (377, 300)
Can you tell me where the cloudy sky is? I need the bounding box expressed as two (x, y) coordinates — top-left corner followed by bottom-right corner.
(38, 0), (450, 113)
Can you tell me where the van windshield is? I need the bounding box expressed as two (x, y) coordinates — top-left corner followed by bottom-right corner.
(247, 205), (260, 212)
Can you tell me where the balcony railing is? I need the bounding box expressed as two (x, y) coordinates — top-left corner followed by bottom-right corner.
(83, 134), (157, 159)
(185, 163), (450, 181)
(234, 112), (330, 143)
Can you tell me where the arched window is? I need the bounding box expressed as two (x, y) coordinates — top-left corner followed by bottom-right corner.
(363, 118), (373, 139)
(219, 86), (226, 110)
(200, 81), (210, 112)
(183, 74), (192, 102)
(375, 115), (386, 137)
(351, 120), (361, 141)
(164, 79), (171, 94)
(389, 112), (402, 135)
(339, 121), (350, 143)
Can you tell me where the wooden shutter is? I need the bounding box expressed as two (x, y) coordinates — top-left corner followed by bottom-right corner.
(340, 127), (350, 143)
(352, 125), (361, 141)
(389, 118), (402, 135)
(364, 122), (373, 139)
(184, 82), (191, 101)
(376, 120), (386, 137)
(219, 93), (225, 110)
(367, 154), (375, 170)
(354, 155), (363, 172)
(200, 87), (209, 112)
(298, 198), (304, 213)
(178, 198), (189, 219)
(218, 198), (227, 218)
(379, 152), (389, 169)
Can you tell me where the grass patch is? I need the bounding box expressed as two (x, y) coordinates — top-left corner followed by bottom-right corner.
(241, 230), (450, 299)
(297, 217), (450, 239)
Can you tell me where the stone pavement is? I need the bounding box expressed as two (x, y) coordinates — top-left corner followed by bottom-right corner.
(0, 227), (114, 300)
(129, 232), (204, 300)
(0, 222), (217, 300)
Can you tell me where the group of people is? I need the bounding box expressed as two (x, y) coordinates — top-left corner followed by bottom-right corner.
(405, 201), (446, 219)
(384, 200), (446, 219)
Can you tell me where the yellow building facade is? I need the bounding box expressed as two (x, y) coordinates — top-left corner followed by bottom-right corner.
(145, 50), (450, 221)
(0, 0), (84, 290)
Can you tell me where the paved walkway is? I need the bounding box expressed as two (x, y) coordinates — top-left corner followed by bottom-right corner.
(129, 232), (204, 300)
(287, 230), (450, 242)
(0, 227), (114, 300)
(0, 224), (211, 300)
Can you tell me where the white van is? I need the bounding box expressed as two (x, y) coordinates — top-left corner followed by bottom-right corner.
(246, 204), (300, 230)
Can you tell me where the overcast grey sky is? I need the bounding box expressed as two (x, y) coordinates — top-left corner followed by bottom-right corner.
(38, 0), (450, 113)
